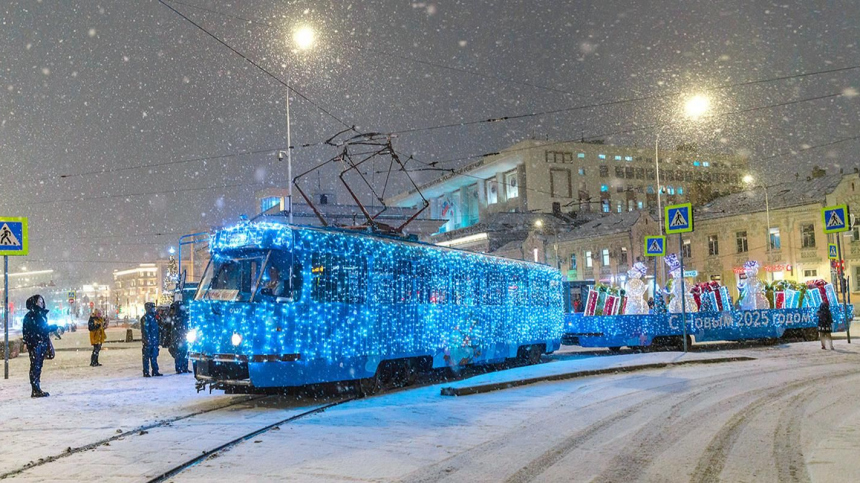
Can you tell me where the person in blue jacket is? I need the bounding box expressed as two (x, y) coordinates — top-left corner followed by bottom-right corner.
(140, 302), (163, 377)
(168, 301), (190, 374)
(22, 295), (57, 397)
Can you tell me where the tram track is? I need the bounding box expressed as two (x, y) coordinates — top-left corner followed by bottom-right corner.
(0, 394), (267, 480)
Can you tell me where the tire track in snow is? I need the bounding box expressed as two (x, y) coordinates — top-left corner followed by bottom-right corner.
(690, 368), (860, 483)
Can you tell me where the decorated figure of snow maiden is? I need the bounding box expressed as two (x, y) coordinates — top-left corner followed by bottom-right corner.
(624, 262), (649, 315)
(737, 260), (770, 310)
(664, 253), (698, 313)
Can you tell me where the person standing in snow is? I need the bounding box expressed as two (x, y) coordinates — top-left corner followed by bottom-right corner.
(87, 309), (107, 367)
(817, 302), (834, 350)
(22, 295), (58, 397)
(168, 301), (190, 374)
(140, 302), (163, 377)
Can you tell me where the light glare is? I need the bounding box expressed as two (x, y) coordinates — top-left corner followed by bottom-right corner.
(684, 95), (711, 118)
(293, 26), (315, 50)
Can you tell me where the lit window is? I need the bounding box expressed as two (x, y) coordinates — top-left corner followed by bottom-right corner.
(577, 153), (585, 158)
(585, 251), (593, 268)
(578, 168), (585, 176)
(602, 249), (610, 266)
(703, 161), (710, 167)
(708, 235), (719, 256)
(682, 239), (692, 258)
(615, 155), (622, 161)
(486, 179), (498, 204)
(769, 227), (781, 250)
(505, 170), (519, 199)
(667, 186), (675, 195)
(625, 156), (633, 161)
(677, 187), (684, 195)
(616, 201), (622, 213)
(600, 184), (609, 192)
(693, 161), (701, 167)
(260, 197), (280, 213)
(599, 154), (606, 159)
(637, 201), (644, 209)
(601, 200), (610, 213)
(646, 186), (655, 194)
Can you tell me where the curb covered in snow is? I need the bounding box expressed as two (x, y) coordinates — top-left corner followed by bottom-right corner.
(440, 356), (757, 397)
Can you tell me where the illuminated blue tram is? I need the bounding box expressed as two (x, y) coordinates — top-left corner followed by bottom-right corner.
(188, 221), (563, 391)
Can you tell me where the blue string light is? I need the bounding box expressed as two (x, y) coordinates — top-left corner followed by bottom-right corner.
(189, 222), (563, 386)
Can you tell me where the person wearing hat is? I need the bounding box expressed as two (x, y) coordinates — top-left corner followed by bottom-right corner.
(140, 302), (162, 377)
(22, 295), (58, 397)
(624, 262), (650, 315)
(87, 309), (107, 367)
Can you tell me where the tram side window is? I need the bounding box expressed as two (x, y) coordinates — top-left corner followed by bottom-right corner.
(311, 252), (367, 304)
(393, 260), (414, 303)
(482, 269), (504, 305)
(507, 272), (530, 306)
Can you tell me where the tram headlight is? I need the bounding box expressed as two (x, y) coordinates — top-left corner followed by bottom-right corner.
(231, 332), (243, 347)
(186, 328), (198, 344)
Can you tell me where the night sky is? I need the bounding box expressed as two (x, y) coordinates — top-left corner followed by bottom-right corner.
(1, 0), (859, 285)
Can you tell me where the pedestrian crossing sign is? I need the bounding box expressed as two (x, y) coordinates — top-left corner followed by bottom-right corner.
(0, 217), (27, 256)
(644, 236), (666, 257)
(665, 203), (693, 234)
(821, 204), (849, 233)
(828, 244), (839, 260)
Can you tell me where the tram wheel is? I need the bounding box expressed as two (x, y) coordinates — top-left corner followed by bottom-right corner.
(358, 374), (381, 397)
(607, 346), (622, 352)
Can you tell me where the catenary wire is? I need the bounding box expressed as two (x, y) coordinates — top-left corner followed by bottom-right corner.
(156, 0), (352, 129)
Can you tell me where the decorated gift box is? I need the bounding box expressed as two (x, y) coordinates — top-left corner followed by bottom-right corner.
(584, 283), (627, 316)
(689, 281), (730, 312)
(774, 291), (786, 309)
(825, 283), (838, 306)
(784, 288), (801, 308)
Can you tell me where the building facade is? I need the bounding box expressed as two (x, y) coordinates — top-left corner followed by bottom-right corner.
(387, 139), (749, 240)
(505, 174), (860, 302)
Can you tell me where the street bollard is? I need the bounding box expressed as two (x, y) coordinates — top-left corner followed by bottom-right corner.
(126, 328), (134, 343)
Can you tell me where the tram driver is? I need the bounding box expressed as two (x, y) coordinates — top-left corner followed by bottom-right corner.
(259, 258), (303, 302)
(262, 266), (285, 298)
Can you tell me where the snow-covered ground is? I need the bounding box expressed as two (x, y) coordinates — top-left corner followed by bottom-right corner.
(2, 332), (859, 482)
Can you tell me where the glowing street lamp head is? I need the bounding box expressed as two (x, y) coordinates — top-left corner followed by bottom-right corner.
(743, 174), (755, 184)
(293, 26), (315, 50)
(684, 94), (711, 119)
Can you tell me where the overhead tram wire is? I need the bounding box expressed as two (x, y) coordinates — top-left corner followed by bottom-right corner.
(156, 0), (352, 129)
(166, 0), (586, 100)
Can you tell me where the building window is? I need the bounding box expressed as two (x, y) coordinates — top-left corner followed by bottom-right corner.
(666, 186), (675, 195)
(625, 156), (633, 161)
(614, 155), (622, 161)
(599, 166), (609, 177)
(635, 168), (644, 179)
(505, 170), (519, 199)
(703, 161), (710, 167)
(486, 179), (498, 204)
(627, 199), (635, 211)
(665, 171), (674, 182)
(585, 251), (593, 268)
(801, 224), (816, 248)
(708, 235), (719, 256)
(682, 239), (692, 258)
(616, 201), (623, 213)
(677, 187), (684, 195)
(804, 269), (818, 278)
(602, 249), (610, 266)
(599, 154), (606, 160)
(856, 267), (860, 291)
(601, 199), (610, 213)
(550, 168), (572, 198)
(637, 201), (644, 209)
(545, 151), (573, 163)
(620, 247), (628, 265)
(577, 153), (585, 158)
(600, 184), (609, 192)
(615, 166), (625, 178)
(769, 227), (781, 250)
(736, 231), (748, 253)
(260, 196), (280, 213)
(616, 186), (625, 193)
(646, 168), (656, 180)
(851, 225), (859, 242)
(693, 161), (701, 167)
(625, 167), (635, 179)
(570, 253), (577, 270)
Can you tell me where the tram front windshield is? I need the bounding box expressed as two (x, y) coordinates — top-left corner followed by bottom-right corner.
(196, 251), (267, 303)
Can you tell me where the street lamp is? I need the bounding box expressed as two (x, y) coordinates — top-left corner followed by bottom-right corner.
(282, 25), (316, 224)
(534, 219), (561, 270)
(743, 174), (772, 261)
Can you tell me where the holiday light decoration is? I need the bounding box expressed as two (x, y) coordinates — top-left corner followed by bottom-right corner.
(188, 221), (563, 387)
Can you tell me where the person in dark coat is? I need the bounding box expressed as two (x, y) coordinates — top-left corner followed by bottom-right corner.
(140, 302), (162, 377)
(22, 294), (57, 397)
(817, 302), (834, 350)
(168, 301), (190, 374)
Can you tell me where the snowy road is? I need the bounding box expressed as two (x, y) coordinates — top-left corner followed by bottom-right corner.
(2, 331), (859, 482)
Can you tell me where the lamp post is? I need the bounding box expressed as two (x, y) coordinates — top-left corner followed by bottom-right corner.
(743, 175), (772, 264)
(281, 25), (316, 224)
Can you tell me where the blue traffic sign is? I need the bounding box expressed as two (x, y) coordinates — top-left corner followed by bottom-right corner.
(665, 203), (694, 234)
(822, 205), (849, 233)
(828, 244), (839, 260)
(644, 236), (666, 257)
(0, 218), (28, 256)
